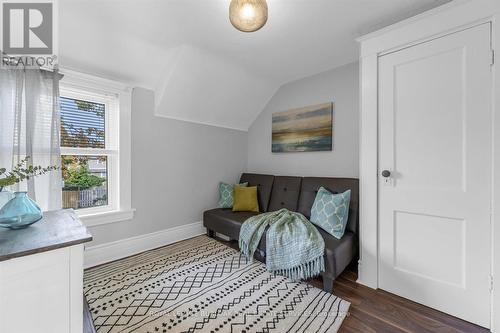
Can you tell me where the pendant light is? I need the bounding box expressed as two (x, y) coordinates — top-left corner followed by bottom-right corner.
(229, 0), (268, 33)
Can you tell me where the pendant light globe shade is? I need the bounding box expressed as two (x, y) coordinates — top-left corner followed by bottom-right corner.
(229, 0), (268, 33)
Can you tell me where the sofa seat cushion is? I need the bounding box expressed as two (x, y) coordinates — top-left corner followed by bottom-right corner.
(319, 230), (355, 279)
(203, 208), (259, 240)
(204, 208), (355, 279)
(253, 227), (355, 278)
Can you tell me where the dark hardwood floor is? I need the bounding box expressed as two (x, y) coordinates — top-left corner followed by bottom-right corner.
(84, 237), (489, 333)
(311, 270), (487, 333)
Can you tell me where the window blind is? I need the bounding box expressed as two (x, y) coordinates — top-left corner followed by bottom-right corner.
(60, 96), (105, 148)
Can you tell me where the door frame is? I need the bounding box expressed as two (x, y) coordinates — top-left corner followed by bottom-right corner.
(358, 0), (500, 330)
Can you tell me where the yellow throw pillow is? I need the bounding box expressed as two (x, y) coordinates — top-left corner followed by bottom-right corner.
(233, 186), (259, 212)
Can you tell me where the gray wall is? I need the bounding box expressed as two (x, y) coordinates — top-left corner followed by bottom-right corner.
(87, 87), (248, 245)
(247, 62), (359, 178)
(88, 63), (359, 245)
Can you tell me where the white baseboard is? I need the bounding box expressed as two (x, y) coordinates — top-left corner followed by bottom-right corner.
(84, 221), (205, 268)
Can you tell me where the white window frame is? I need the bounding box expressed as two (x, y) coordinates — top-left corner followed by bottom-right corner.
(59, 69), (134, 226)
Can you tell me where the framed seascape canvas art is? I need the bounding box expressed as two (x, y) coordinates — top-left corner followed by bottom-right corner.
(272, 102), (334, 153)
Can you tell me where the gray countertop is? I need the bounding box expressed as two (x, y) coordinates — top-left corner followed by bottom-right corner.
(0, 209), (92, 262)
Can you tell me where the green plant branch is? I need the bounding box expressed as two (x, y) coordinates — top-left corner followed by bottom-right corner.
(0, 157), (59, 188)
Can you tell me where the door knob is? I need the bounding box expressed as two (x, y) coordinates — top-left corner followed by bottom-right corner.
(381, 170), (391, 178)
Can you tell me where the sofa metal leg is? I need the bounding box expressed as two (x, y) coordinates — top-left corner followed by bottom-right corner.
(322, 276), (334, 293)
(206, 229), (215, 238)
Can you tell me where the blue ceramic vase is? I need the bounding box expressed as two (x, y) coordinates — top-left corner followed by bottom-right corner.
(0, 188), (14, 210)
(0, 192), (43, 229)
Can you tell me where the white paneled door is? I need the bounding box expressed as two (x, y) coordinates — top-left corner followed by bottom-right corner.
(378, 23), (493, 328)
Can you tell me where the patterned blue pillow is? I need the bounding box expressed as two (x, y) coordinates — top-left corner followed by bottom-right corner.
(310, 187), (351, 239)
(218, 182), (248, 208)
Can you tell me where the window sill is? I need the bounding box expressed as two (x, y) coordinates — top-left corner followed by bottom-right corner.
(77, 208), (135, 227)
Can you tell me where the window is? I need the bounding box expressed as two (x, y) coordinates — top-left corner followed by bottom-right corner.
(60, 82), (120, 215)
(59, 70), (134, 226)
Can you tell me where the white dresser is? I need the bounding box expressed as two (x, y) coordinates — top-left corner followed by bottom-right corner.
(0, 210), (92, 333)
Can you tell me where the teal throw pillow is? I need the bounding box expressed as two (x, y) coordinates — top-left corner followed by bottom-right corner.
(218, 182), (248, 208)
(310, 187), (351, 239)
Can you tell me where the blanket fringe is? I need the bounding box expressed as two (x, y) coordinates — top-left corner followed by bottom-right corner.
(239, 239), (252, 260)
(270, 255), (325, 281)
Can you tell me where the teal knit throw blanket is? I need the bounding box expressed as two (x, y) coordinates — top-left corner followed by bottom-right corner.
(239, 208), (325, 281)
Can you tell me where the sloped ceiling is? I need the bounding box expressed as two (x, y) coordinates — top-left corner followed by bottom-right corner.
(154, 45), (277, 131)
(59, 0), (452, 131)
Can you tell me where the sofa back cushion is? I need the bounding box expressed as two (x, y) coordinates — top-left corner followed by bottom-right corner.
(267, 176), (302, 212)
(239, 173), (275, 212)
(298, 177), (359, 234)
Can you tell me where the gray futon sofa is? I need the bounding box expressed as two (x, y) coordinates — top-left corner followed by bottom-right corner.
(203, 173), (359, 292)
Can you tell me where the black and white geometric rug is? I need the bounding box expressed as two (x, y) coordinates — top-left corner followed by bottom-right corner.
(84, 235), (350, 333)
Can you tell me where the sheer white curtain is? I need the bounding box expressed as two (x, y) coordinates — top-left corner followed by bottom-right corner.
(0, 66), (62, 211)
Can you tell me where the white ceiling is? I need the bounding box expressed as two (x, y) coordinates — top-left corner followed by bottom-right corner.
(60, 0), (452, 130)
